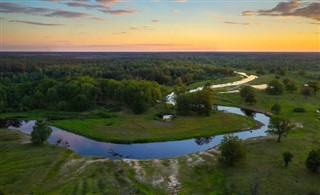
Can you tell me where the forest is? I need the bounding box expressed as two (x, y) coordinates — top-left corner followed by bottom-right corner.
(1, 52), (319, 115)
(0, 52), (319, 194)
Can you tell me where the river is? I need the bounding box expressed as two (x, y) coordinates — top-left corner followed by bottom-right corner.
(2, 106), (269, 159)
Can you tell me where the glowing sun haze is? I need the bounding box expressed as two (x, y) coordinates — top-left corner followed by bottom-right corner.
(1, 0), (319, 52)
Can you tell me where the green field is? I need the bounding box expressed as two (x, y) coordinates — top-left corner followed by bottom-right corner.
(51, 111), (257, 143)
(1, 71), (319, 194)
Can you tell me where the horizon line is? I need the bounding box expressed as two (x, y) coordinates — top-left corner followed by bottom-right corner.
(1, 50), (320, 53)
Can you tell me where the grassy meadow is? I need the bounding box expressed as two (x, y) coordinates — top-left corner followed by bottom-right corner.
(0, 70), (319, 194)
(51, 111), (257, 143)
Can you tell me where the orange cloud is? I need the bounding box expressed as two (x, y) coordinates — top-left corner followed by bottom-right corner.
(241, 10), (254, 16)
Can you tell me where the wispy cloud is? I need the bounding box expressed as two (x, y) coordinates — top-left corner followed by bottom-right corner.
(309, 22), (320, 25)
(65, 2), (106, 10)
(44, 0), (118, 4)
(0, 3), (51, 14)
(10, 20), (64, 26)
(128, 26), (153, 31)
(91, 17), (105, 21)
(152, 19), (159, 23)
(244, 0), (320, 21)
(101, 9), (138, 15)
(45, 10), (90, 18)
(241, 10), (254, 17)
(96, 0), (119, 4)
(0, 2), (91, 18)
(113, 31), (127, 35)
(224, 21), (251, 25)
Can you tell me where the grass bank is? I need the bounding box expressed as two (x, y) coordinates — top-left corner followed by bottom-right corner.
(52, 111), (257, 143)
(212, 72), (320, 193)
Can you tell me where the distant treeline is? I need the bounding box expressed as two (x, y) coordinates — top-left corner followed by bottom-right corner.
(0, 77), (167, 114)
(0, 58), (234, 85)
(1, 52), (318, 114)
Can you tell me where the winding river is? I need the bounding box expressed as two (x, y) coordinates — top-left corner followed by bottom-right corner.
(2, 106), (269, 159)
(2, 72), (270, 159)
(166, 71), (261, 105)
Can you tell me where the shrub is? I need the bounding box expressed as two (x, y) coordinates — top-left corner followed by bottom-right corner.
(31, 121), (52, 145)
(305, 148), (320, 173)
(293, 108), (306, 113)
(283, 151), (293, 167)
(271, 103), (281, 114)
(266, 80), (284, 95)
(240, 86), (257, 104)
(219, 135), (246, 166)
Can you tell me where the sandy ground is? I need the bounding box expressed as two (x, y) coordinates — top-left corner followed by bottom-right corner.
(166, 71), (260, 105)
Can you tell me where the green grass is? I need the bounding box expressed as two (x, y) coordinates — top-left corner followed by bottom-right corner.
(0, 108), (116, 120)
(0, 129), (165, 194)
(224, 137), (320, 194)
(211, 72), (320, 194)
(0, 129), (75, 194)
(52, 111), (257, 143)
(1, 71), (319, 194)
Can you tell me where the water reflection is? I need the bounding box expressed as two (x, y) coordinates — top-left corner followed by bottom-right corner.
(0, 119), (22, 128)
(240, 108), (256, 118)
(2, 106), (270, 159)
(194, 136), (213, 146)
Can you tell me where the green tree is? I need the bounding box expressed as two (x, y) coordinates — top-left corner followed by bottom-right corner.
(308, 80), (320, 95)
(301, 86), (314, 98)
(176, 89), (213, 116)
(0, 84), (6, 113)
(271, 103), (281, 114)
(71, 94), (92, 111)
(267, 117), (295, 142)
(283, 151), (293, 167)
(266, 80), (284, 95)
(305, 148), (320, 173)
(277, 67), (287, 76)
(240, 86), (257, 104)
(283, 79), (297, 93)
(131, 95), (149, 114)
(219, 135), (246, 166)
(31, 121), (52, 145)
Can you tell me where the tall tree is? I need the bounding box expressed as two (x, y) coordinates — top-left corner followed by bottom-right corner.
(301, 86), (314, 98)
(308, 80), (320, 95)
(305, 148), (320, 173)
(218, 135), (246, 166)
(267, 117), (295, 142)
(266, 80), (284, 95)
(283, 78), (297, 93)
(271, 103), (281, 114)
(240, 85), (257, 104)
(31, 121), (52, 145)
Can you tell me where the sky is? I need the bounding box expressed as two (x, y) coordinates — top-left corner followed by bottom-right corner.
(1, 0), (319, 52)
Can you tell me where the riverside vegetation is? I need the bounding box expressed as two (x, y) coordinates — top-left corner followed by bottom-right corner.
(0, 52), (319, 194)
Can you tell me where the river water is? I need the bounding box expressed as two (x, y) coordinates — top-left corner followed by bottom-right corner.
(1, 106), (269, 159)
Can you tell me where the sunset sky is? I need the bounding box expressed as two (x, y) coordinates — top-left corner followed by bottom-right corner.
(1, 0), (319, 52)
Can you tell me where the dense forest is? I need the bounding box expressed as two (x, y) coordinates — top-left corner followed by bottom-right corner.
(0, 54), (235, 113)
(1, 52), (319, 114)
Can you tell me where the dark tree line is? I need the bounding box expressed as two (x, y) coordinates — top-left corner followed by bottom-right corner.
(0, 77), (166, 114)
(0, 57), (234, 86)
